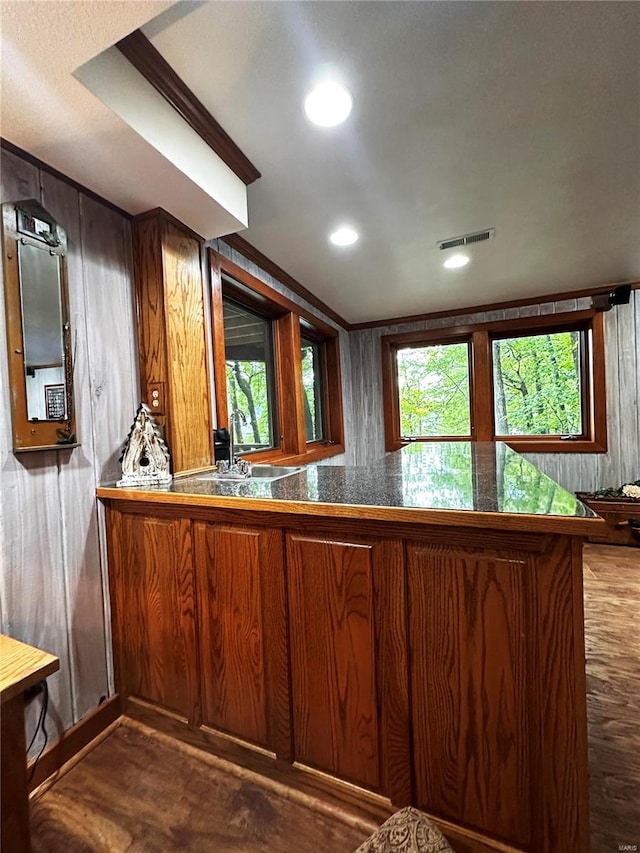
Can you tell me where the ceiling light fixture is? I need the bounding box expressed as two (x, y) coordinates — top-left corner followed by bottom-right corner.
(304, 82), (352, 127)
(443, 253), (470, 269)
(329, 226), (359, 247)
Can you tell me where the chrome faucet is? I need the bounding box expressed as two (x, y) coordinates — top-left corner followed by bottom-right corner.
(229, 408), (247, 464)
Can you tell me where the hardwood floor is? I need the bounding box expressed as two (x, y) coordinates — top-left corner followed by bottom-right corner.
(584, 544), (640, 853)
(29, 544), (639, 852)
(30, 719), (375, 852)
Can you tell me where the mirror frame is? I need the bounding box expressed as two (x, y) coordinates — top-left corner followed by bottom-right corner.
(2, 200), (78, 452)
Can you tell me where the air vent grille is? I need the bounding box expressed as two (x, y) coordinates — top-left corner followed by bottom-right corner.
(438, 228), (495, 250)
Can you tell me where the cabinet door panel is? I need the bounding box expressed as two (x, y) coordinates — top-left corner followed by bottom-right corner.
(287, 533), (409, 799)
(195, 523), (289, 756)
(110, 513), (198, 720)
(408, 543), (533, 847)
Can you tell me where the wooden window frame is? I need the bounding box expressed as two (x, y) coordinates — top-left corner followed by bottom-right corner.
(382, 310), (607, 454)
(209, 249), (344, 465)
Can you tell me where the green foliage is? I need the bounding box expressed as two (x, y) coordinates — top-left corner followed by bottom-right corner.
(398, 332), (583, 439)
(493, 332), (582, 436)
(301, 344), (321, 441)
(226, 360), (271, 449)
(397, 343), (471, 436)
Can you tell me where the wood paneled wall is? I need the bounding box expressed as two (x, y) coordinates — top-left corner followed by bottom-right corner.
(211, 239), (352, 466)
(349, 293), (640, 491)
(0, 148), (138, 752)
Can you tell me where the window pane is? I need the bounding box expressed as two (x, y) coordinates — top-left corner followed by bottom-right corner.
(397, 342), (471, 437)
(223, 299), (277, 452)
(492, 331), (582, 436)
(301, 335), (325, 442)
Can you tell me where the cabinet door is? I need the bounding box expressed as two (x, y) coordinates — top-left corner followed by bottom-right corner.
(407, 542), (535, 849)
(107, 511), (198, 722)
(194, 522), (290, 758)
(286, 532), (410, 803)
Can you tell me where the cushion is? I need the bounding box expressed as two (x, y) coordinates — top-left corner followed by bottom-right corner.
(354, 807), (454, 853)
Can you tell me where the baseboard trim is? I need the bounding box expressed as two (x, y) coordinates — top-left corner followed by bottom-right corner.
(125, 697), (392, 829)
(28, 694), (123, 793)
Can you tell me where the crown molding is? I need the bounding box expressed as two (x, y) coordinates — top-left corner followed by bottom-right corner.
(116, 30), (261, 186)
(348, 281), (640, 331)
(221, 234), (351, 330)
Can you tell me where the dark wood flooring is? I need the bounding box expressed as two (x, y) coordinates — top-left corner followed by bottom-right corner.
(583, 544), (640, 853)
(29, 544), (639, 853)
(30, 720), (375, 852)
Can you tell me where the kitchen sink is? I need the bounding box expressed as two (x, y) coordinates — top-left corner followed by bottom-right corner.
(195, 464), (305, 482)
(248, 465), (306, 480)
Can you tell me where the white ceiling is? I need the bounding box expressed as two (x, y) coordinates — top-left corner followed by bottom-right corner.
(2, 2), (639, 324)
(0, 0), (247, 238)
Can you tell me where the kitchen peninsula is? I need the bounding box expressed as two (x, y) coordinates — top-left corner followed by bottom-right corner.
(98, 442), (603, 853)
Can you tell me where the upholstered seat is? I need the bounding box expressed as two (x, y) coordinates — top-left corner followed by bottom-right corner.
(354, 807), (454, 853)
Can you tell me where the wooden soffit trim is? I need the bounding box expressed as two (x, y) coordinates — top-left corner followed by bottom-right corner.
(116, 30), (261, 186)
(221, 233), (350, 330)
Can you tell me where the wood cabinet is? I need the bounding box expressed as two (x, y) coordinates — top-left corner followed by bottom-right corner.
(194, 522), (290, 756)
(286, 533), (410, 802)
(132, 210), (212, 473)
(106, 511), (199, 722)
(103, 499), (590, 853)
(576, 494), (640, 546)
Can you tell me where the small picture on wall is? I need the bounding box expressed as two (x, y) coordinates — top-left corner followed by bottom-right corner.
(45, 384), (66, 420)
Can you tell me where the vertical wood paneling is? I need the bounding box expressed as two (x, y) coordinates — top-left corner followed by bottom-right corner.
(597, 308), (620, 489)
(287, 534), (379, 791)
(40, 173), (108, 721)
(1, 148), (138, 751)
(615, 291), (638, 484)
(408, 544), (532, 846)
(80, 195), (138, 484)
(0, 151), (74, 747)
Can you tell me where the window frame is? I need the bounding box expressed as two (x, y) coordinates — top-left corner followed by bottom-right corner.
(382, 310), (607, 454)
(209, 249), (345, 464)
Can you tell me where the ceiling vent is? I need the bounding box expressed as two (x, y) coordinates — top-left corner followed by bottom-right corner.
(437, 228), (495, 250)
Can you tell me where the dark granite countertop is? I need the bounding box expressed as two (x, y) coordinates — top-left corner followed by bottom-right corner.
(98, 442), (602, 535)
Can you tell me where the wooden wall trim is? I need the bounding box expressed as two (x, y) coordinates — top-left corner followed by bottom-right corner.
(116, 30), (260, 186)
(27, 695), (122, 792)
(0, 138), (131, 219)
(221, 234), (350, 330)
(350, 280), (640, 331)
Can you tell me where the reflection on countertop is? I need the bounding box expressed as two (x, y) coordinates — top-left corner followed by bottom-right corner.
(105, 442), (597, 520)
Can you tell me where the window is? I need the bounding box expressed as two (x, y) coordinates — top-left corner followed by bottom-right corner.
(382, 311), (606, 453)
(397, 341), (471, 438)
(210, 250), (344, 463)
(492, 330), (583, 437)
(301, 334), (326, 442)
(223, 298), (277, 452)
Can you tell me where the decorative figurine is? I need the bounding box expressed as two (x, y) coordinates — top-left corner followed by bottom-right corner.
(117, 403), (172, 488)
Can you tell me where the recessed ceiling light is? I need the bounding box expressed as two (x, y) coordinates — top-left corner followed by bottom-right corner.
(304, 82), (352, 127)
(443, 253), (470, 269)
(329, 226), (359, 247)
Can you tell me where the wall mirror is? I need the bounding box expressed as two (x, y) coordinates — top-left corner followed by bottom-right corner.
(2, 199), (78, 452)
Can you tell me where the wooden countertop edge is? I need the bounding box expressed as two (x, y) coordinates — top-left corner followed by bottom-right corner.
(96, 486), (605, 536)
(0, 635), (60, 703)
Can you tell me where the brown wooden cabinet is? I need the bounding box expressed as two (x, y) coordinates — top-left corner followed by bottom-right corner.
(102, 496), (590, 853)
(194, 522), (290, 756)
(132, 210), (213, 473)
(286, 532), (410, 802)
(107, 510), (199, 722)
